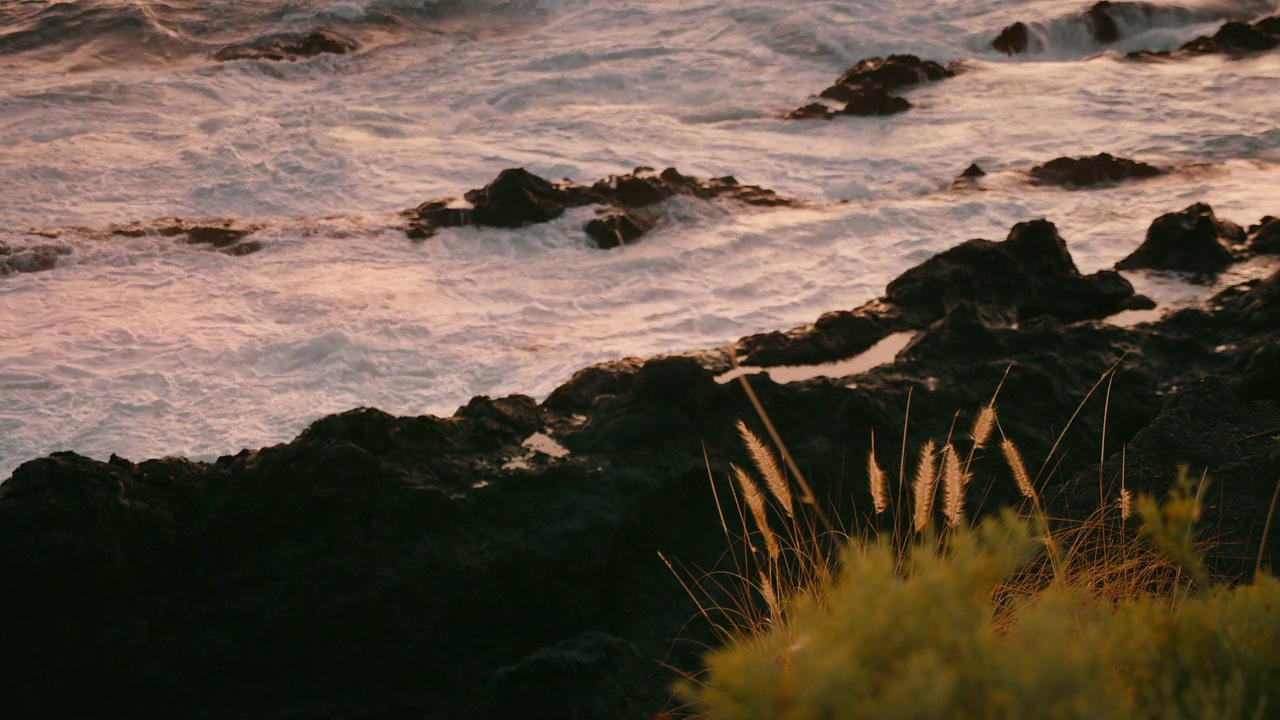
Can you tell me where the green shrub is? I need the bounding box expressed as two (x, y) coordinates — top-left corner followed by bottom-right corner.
(681, 382), (1280, 720)
(685, 499), (1280, 720)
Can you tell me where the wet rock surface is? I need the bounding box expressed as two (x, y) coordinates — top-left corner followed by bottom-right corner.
(1116, 202), (1246, 275)
(213, 29), (359, 62)
(1127, 15), (1280, 60)
(3, 212), (1279, 720)
(787, 54), (956, 120)
(405, 166), (793, 245)
(1029, 153), (1163, 188)
(994, 2), (1252, 56)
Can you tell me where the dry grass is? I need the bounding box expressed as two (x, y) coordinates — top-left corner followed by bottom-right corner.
(669, 367), (1280, 720)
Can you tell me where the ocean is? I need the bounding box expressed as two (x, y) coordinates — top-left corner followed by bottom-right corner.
(1, 0), (1278, 477)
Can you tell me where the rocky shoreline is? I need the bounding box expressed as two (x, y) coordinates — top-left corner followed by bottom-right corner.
(2, 202), (1278, 719)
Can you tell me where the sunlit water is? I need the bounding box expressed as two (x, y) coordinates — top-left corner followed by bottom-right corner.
(2, 0), (1278, 476)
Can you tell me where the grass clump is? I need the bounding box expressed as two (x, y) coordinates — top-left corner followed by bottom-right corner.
(678, 378), (1280, 720)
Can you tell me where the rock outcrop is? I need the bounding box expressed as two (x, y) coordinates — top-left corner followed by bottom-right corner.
(787, 55), (957, 120)
(1029, 153), (1163, 188)
(405, 167), (793, 247)
(1116, 203), (1245, 275)
(1128, 15), (1280, 60)
(3, 213), (1278, 720)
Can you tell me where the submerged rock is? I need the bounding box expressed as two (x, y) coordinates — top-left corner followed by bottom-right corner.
(212, 29), (359, 62)
(1116, 203), (1244, 275)
(1029, 153), (1163, 188)
(111, 219), (263, 255)
(0, 242), (72, 276)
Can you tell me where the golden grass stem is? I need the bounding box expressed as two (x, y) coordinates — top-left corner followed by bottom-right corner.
(912, 440), (938, 533)
(1255, 474), (1280, 578)
(737, 420), (794, 519)
(733, 464), (780, 561)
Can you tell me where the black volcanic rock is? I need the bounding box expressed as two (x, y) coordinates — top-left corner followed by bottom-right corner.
(1248, 216), (1280, 255)
(886, 218), (1147, 322)
(213, 29), (359, 62)
(841, 87), (912, 116)
(961, 163), (986, 178)
(992, 21), (1029, 55)
(1129, 15), (1280, 59)
(405, 167), (791, 243)
(791, 54), (954, 120)
(465, 168), (583, 228)
(5, 214), (1280, 720)
(1116, 203), (1244, 274)
(584, 209), (656, 249)
(1029, 153), (1163, 188)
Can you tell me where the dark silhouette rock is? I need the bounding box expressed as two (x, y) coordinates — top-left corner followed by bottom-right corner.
(1130, 15), (1280, 59)
(786, 102), (835, 120)
(961, 163), (986, 178)
(406, 167), (791, 245)
(405, 200), (474, 240)
(832, 54), (954, 92)
(465, 168), (582, 228)
(5, 213), (1280, 720)
(213, 30), (359, 62)
(841, 87), (911, 116)
(1116, 203), (1244, 274)
(992, 21), (1029, 55)
(1029, 153), (1163, 188)
(584, 209), (656, 249)
(1247, 216), (1280, 255)
(790, 54), (954, 120)
(886, 219), (1146, 322)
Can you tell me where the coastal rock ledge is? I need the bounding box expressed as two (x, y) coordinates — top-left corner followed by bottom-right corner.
(2, 212), (1278, 720)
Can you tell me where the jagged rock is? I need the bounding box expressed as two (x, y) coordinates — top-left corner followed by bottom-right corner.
(213, 30), (359, 62)
(1128, 15), (1280, 59)
(786, 102), (835, 120)
(5, 214), (1280, 720)
(961, 163), (986, 178)
(832, 54), (954, 91)
(840, 86), (912, 116)
(886, 218), (1148, 322)
(1029, 153), (1163, 187)
(405, 167), (791, 245)
(1116, 203), (1244, 274)
(406, 200), (475, 240)
(464, 168), (584, 228)
(790, 54), (954, 120)
(993, 21), (1030, 54)
(583, 209), (656, 249)
(1247, 216), (1280, 255)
